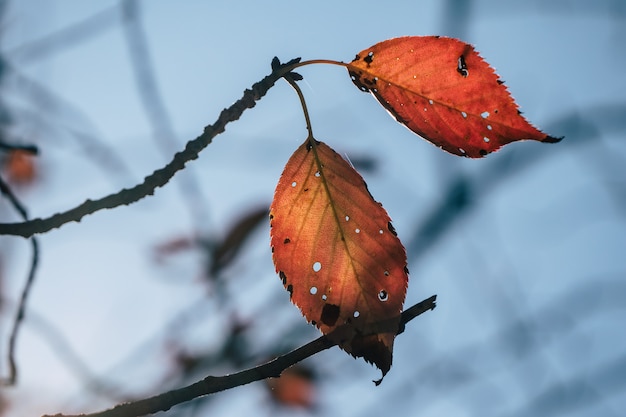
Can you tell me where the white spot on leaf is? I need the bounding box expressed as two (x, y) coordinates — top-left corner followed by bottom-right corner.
(313, 262), (321, 272)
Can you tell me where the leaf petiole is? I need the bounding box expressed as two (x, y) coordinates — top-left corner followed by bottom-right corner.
(284, 76), (315, 139)
(289, 58), (348, 70)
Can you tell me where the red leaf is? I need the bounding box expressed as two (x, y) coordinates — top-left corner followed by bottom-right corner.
(270, 138), (408, 382)
(346, 36), (561, 158)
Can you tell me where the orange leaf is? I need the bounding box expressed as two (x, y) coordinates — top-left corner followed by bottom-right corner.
(346, 36), (561, 158)
(3, 149), (37, 185)
(266, 365), (316, 408)
(270, 138), (408, 383)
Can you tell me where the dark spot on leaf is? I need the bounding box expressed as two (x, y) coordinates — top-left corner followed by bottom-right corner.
(404, 265), (410, 275)
(497, 79), (505, 85)
(269, 214), (274, 221)
(279, 271), (287, 285)
(363, 77), (377, 86)
(457, 55), (469, 77)
(387, 222), (397, 236)
(304, 188), (309, 192)
(284, 238), (291, 244)
(311, 320), (317, 326)
(364, 51), (374, 65)
(271, 246), (274, 253)
(349, 71), (369, 92)
(287, 284), (293, 297)
(320, 303), (340, 326)
(479, 149), (488, 156)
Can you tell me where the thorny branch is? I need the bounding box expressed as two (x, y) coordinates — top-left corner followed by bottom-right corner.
(0, 58), (300, 239)
(43, 295), (436, 417)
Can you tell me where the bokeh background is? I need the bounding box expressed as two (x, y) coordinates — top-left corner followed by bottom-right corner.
(0, 1), (625, 416)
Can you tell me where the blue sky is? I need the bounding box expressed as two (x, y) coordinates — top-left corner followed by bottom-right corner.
(1, 1), (625, 416)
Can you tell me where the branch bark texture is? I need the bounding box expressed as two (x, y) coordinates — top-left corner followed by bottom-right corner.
(43, 295), (436, 417)
(0, 60), (294, 238)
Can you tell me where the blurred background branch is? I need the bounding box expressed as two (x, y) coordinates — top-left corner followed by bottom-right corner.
(0, 1), (623, 417)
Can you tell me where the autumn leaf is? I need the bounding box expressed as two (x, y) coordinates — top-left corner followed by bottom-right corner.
(346, 36), (561, 158)
(270, 138), (408, 383)
(2, 149), (37, 185)
(266, 365), (316, 409)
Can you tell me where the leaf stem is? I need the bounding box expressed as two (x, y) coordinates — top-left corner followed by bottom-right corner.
(284, 78), (363, 299)
(290, 58), (348, 69)
(284, 77), (314, 139)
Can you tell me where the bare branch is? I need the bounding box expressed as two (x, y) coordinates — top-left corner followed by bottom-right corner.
(121, 0), (208, 227)
(6, 5), (119, 64)
(0, 61), (295, 238)
(0, 141), (39, 154)
(42, 295), (436, 417)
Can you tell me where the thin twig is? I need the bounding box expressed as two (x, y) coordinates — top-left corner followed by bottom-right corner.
(0, 141), (39, 154)
(0, 60), (298, 238)
(0, 175), (40, 385)
(6, 4), (119, 64)
(121, 0), (208, 228)
(43, 295), (436, 417)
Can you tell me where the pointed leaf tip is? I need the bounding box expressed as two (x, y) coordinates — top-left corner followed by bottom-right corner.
(544, 135), (564, 143)
(346, 36), (561, 157)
